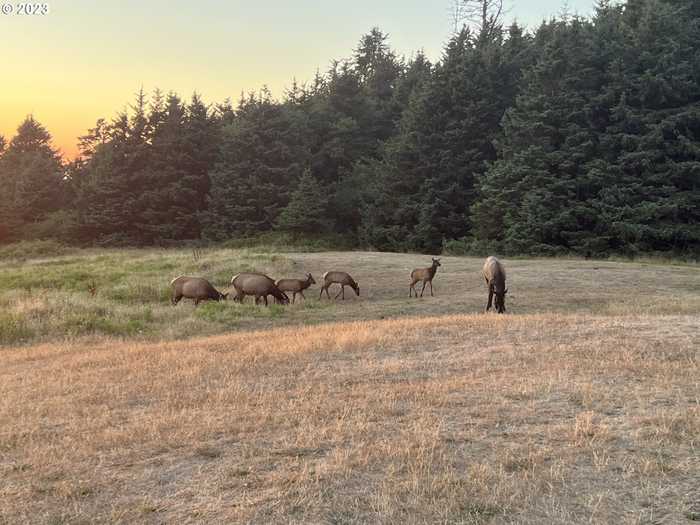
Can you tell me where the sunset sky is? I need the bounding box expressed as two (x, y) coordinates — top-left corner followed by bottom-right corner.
(2, 0), (595, 159)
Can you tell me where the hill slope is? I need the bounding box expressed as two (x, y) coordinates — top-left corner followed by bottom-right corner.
(2, 312), (698, 523)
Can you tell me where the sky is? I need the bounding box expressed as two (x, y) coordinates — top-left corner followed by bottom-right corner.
(1, 0), (596, 159)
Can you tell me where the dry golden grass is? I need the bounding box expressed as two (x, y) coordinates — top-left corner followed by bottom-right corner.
(1, 251), (699, 523)
(2, 308), (699, 523)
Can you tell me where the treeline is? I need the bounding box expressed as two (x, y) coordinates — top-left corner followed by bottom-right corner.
(1, 0), (698, 256)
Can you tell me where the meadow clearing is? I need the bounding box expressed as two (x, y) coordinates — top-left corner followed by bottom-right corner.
(1, 245), (699, 523)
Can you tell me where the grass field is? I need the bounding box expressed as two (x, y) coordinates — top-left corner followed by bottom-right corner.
(1, 247), (699, 523)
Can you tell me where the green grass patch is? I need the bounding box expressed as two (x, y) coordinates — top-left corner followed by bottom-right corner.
(0, 312), (34, 345)
(103, 283), (171, 304)
(297, 300), (332, 310)
(0, 240), (74, 261)
(0, 245), (296, 344)
(61, 310), (150, 337)
(0, 264), (128, 293)
(195, 301), (286, 323)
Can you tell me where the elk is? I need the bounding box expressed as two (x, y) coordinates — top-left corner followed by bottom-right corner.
(482, 256), (507, 313)
(170, 276), (228, 306)
(319, 271), (360, 300)
(275, 273), (316, 304)
(409, 257), (441, 298)
(230, 272), (290, 306)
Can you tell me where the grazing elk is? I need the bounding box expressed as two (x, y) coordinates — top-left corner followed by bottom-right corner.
(170, 276), (228, 306)
(275, 273), (316, 304)
(230, 272), (290, 306)
(482, 256), (507, 313)
(409, 257), (441, 298)
(319, 271), (360, 300)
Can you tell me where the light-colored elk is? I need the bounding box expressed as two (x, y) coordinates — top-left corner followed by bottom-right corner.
(275, 273), (316, 304)
(409, 257), (441, 298)
(230, 272), (289, 306)
(482, 256), (507, 313)
(319, 271), (359, 300)
(170, 276), (228, 306)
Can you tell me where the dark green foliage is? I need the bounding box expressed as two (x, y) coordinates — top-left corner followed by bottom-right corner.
(0, 117), (66, 243)
(73, 89), (220, 245)
(202, 88), (305, 240)
(363, 23), (529, 253)
(276, 169), (329, 234)
(471, 1), (700, 256)
(2, 4), (699, 257)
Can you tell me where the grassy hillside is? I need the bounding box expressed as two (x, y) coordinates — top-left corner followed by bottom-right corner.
(1, 248), (699, 523)
(1, 246), (699, 346)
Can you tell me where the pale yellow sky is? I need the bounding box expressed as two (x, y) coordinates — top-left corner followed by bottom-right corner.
(1, 0), (593, 159)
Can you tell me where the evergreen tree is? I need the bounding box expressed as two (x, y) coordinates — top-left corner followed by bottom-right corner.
(202, 89), (304, 239)
(473, 17), (610, 254)
(133, 92), (192, 242)
(473, 1), (700, 256)
(364, 23), (529, 252)
(276, 169), (328, 233)
(593, 0), (700, 254)
(75, 111), (133, 243)
(3, 10), (698, 255)
(0, 116), (65, 242)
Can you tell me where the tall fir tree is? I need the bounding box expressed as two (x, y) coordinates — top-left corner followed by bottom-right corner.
(363, 23), (529, 252)
(0, 116), (65, 242)
(276, 169), (329, 234)
(202, 89), (305, 239)
(472, 17), (612, 254)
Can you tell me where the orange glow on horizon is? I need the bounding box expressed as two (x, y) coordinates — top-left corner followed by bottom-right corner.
(2, 0), (593, 161)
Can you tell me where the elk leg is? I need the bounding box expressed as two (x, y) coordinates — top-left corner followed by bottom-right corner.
(292, 292), (296, 304)
(429, 281), (434, 297)
(194, 298), (200, 307)
(420, 281), (426, 297)
(325, 286), (331, 299)
(264, 296), (268, 306)
(334, 285), (343, 300)
(486, 289), (493, 312)
(172, 294), (181, 305)
(319, 287), (324, 299)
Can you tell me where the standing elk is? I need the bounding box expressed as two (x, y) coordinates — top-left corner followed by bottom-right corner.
(482, 256), (507, 313)
(170, 276), (228, 306)
(230, 272), (290, 306)
(319, 271), (360, 300)
(275, 273), (316, 304)
(409, 257), (441, 298)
